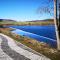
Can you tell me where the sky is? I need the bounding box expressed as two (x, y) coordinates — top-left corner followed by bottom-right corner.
(0, 0), (54, 21)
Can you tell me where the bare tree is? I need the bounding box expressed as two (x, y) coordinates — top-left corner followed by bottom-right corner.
(37, 0), (60, 50)
(54, 0), (60, 50)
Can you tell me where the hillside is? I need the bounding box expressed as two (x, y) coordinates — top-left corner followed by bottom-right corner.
(0, 19), (16, 22)
(27, 19), (54, 22)
(0, 19), (54, 26)
(25, 19), (54, 25)
(0, 19), (17, 25)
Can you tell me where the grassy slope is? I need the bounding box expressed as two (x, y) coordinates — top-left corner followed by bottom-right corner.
(0, 19), (54, 26)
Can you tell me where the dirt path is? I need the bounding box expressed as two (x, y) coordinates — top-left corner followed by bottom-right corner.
(0, 33), (50, 60)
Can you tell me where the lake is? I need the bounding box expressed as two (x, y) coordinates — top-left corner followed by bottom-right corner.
(8, 25), (57, 47)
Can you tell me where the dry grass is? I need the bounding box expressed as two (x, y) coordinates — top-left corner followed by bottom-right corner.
(0, 28), (60, 60)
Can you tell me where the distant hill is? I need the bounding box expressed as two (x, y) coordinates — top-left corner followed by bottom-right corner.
(0, 19), (54, 25)
(0, 19), (17, 25)
(27, 19), (54, 22)
(25, 19), (54, 25)
(0, 19), (16, 22)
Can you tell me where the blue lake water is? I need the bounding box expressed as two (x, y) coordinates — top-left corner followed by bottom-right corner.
(8, 25), (57, 47)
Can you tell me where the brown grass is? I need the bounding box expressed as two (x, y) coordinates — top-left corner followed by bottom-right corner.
(0, 28), (60, 60)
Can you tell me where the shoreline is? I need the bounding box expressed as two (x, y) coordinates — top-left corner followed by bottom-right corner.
(11, 28), (57, 48)
(0, 28), (60, 60)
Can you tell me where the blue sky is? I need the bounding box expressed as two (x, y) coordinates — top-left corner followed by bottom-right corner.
(0, 0), (54, 21)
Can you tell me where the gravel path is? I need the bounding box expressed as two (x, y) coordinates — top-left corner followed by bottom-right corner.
(0, 37), (13, 60)
(0, 35), (30, 60)
(0, 33), (51, 60)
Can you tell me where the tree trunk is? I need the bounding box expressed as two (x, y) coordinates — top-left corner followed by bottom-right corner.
(54, 0), (60, 50)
